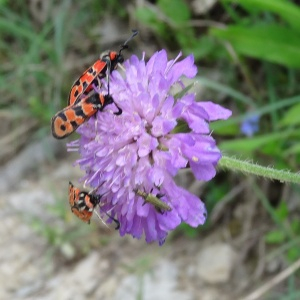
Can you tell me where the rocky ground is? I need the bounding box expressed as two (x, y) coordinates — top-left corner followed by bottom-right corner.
(0, 137), (273, 300)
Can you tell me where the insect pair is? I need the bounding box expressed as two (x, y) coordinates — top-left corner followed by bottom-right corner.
(51, 30), (138, 139)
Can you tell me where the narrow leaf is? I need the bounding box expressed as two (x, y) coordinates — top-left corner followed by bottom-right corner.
(224, 0), (300, 32)
(211, 24), (300, 68)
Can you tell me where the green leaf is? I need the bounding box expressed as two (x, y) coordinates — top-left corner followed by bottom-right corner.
(219, 130), (300, 153)
(223, 0), (300, 32)
(0, 17), (37, 41)
(291, 220), (300, 234)
(173, 83), (194, 100)
(195, 76), (256, 106)
(29, 96), (54, 123)
(259, 140), (283, 156)
(210, 121), (239, 135)
(183, 36), (222, 61)
(213, 95), (300, 130)
(172, 120), (190, 134)
(219, 132), (287, 153)
(265, 229), (286, 244)
(284, 143), (300, 156)
(158, 0), (190, 23)
(135, 7), (166, 34)
(211, 24), (300, 68)
(280, 103), (300, 127)
(274, 201), (288, 222)
(287, 247), (300, 262)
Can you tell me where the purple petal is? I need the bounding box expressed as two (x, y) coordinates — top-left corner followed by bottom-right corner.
(198, 101), (232, 121)
(167, 54), (197, 85)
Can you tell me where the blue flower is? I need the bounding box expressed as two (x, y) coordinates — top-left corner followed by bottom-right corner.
(240, 114), (260, 137)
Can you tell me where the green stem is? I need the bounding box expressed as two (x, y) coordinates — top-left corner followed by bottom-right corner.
(219, 155), (300, 184)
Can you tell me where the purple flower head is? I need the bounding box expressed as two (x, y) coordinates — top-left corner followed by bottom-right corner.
(68, 50), (231, 245)
(240, 114), (260, 137)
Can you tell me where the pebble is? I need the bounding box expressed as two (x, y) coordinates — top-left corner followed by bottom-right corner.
(196, 243), (237, 284)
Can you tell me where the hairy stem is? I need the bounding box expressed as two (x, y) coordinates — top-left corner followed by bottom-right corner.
(219, 155), (300, 184)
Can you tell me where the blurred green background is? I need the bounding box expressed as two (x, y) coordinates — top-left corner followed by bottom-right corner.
(1, 0), (300, 299)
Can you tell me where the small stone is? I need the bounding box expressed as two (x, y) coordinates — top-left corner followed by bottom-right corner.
(70, 252), (100, 294)
(196, 243), (236, 283)
(113, 260), (193, 300)
(196, 288), (227, 300)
